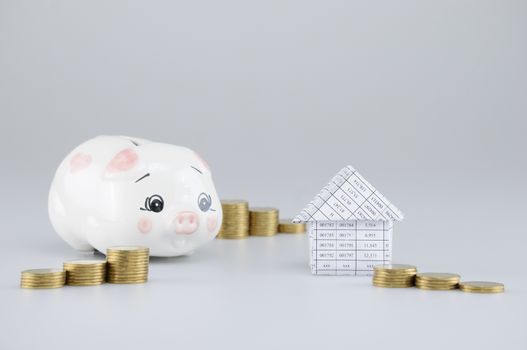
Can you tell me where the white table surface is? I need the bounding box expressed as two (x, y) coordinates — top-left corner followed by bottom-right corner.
(2, 232), (526, 350)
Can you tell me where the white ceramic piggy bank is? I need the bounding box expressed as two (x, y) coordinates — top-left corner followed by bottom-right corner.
(48, 135), (223, 257)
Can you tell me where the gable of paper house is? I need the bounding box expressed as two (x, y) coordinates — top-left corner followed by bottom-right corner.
(293, 165), (404, 223)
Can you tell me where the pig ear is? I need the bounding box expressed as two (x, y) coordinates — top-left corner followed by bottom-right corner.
(105, 148), (139, 174)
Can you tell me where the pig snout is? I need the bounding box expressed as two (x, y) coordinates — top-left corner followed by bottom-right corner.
(173, 211), (199, 235)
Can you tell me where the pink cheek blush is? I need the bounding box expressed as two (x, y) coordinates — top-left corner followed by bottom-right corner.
(70, 153), (92, 173)
(138, 217), (152, 234)
(207, 215), (218, 233)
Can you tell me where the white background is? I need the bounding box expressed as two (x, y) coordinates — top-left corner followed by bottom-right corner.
(1, 0), (526, 349)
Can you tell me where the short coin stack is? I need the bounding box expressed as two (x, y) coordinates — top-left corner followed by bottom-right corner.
(459, 281), (504, 293)
(415, 272), (460, 290)
(372, 264), (417, 288)
(106, 246), (149, 284)
(278, 219), (306, 234)
(217, 200), (250, 239)
(249, 207), (279, 236)
(64, 260), (106, 286)
(20, 269), (66, 289)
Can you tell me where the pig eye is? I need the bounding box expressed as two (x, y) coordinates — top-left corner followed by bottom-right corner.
(141, 195), (164, 213)
(197, 192), (212, 212)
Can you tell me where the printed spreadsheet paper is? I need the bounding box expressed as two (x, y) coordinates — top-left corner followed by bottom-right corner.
(308, 220), (392, 275)
(294, 165), (404, 276)
(294, 165), (404, 222)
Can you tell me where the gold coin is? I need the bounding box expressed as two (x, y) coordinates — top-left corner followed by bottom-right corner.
(415, 280), (459, 286)
(106, 252), (150, 256)
(416, 284), (458, 290)
(373, 264), (417, 274)
(64, 259), (106, 266)
(374, 273), (416, 280)
(20, 281), (65, 286)
(106, 274), (147, 279)
(416, 272), (460, 281)
(459, 281), (504, 293)
(20, 279), (65, 285)
(107, 274), (147, 279)
(67, 280), (105, 284)
(66, 271), (106, 276)
(373, 277), (415, 284)
(21, 274), (66, 280)
(373, 282), (414, 288)
(278, 219), (306, 233)
(22, 268), (65, 276)
(106, 255), (149, 260)
(107, 269), (148, 274)
(63, 265), (106, 269)
(373, 282), (414, 287)
(107, 263), (148, 267)
(21, 278), (66, 283)
(21, 284), (64, 289)
(66, 275), (106, 280)
(106, 262), (149, 267)
(106, 258), (149, 262)
(107, 278), (148, 284)
(67, 271), (106, 276)
(107, 273), (148, 277)
(67, 281), (104, 286)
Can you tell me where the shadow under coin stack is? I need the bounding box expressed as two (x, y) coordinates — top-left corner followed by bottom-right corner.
(20, 268), (66, 289)
(217, 200), (250, 239)
(64, 260), (106, 286)
(415, 273), (460, 290)
(278, 219), (306, 234)
(106, 246), (149, 284)
(372, 264), (417, 288)
(249, 207), (279, 236)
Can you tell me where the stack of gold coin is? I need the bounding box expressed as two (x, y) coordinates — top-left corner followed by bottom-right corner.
(416, 272), (460, 290)
(106, 246), (149, 284)
(64, 260), (106, 286)
(20, 268), (66, 289)
(278, 219), (306, 234)
(372, 264), (417, 288)
(459, 281), (504, 293)
(249, 207), (279, 236)
(217, 200), (250, 239)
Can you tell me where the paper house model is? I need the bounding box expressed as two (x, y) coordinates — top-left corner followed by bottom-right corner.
(294, 165), (404, 276)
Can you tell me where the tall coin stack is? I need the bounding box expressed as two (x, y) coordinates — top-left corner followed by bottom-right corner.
(106, 246), (149, 284)
(415, 273), (460, 290)
(20, 268), (66, 289)
(249, 207), (279, 236)
(64, 260), (106, 286)
(217, 200), (250, 239)
(372, 264), (417, 288)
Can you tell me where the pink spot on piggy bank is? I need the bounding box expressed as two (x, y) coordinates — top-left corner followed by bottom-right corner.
(48, 135), (223, 257)
(207, 215), (218, 232)
(138, 217), (152, 234)
(70, 153), (92, 173)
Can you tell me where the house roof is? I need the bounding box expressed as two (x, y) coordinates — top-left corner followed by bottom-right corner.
(294, 165), (404, 222)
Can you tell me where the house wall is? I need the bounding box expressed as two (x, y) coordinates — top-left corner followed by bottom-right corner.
(308, 220), (393, 275)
